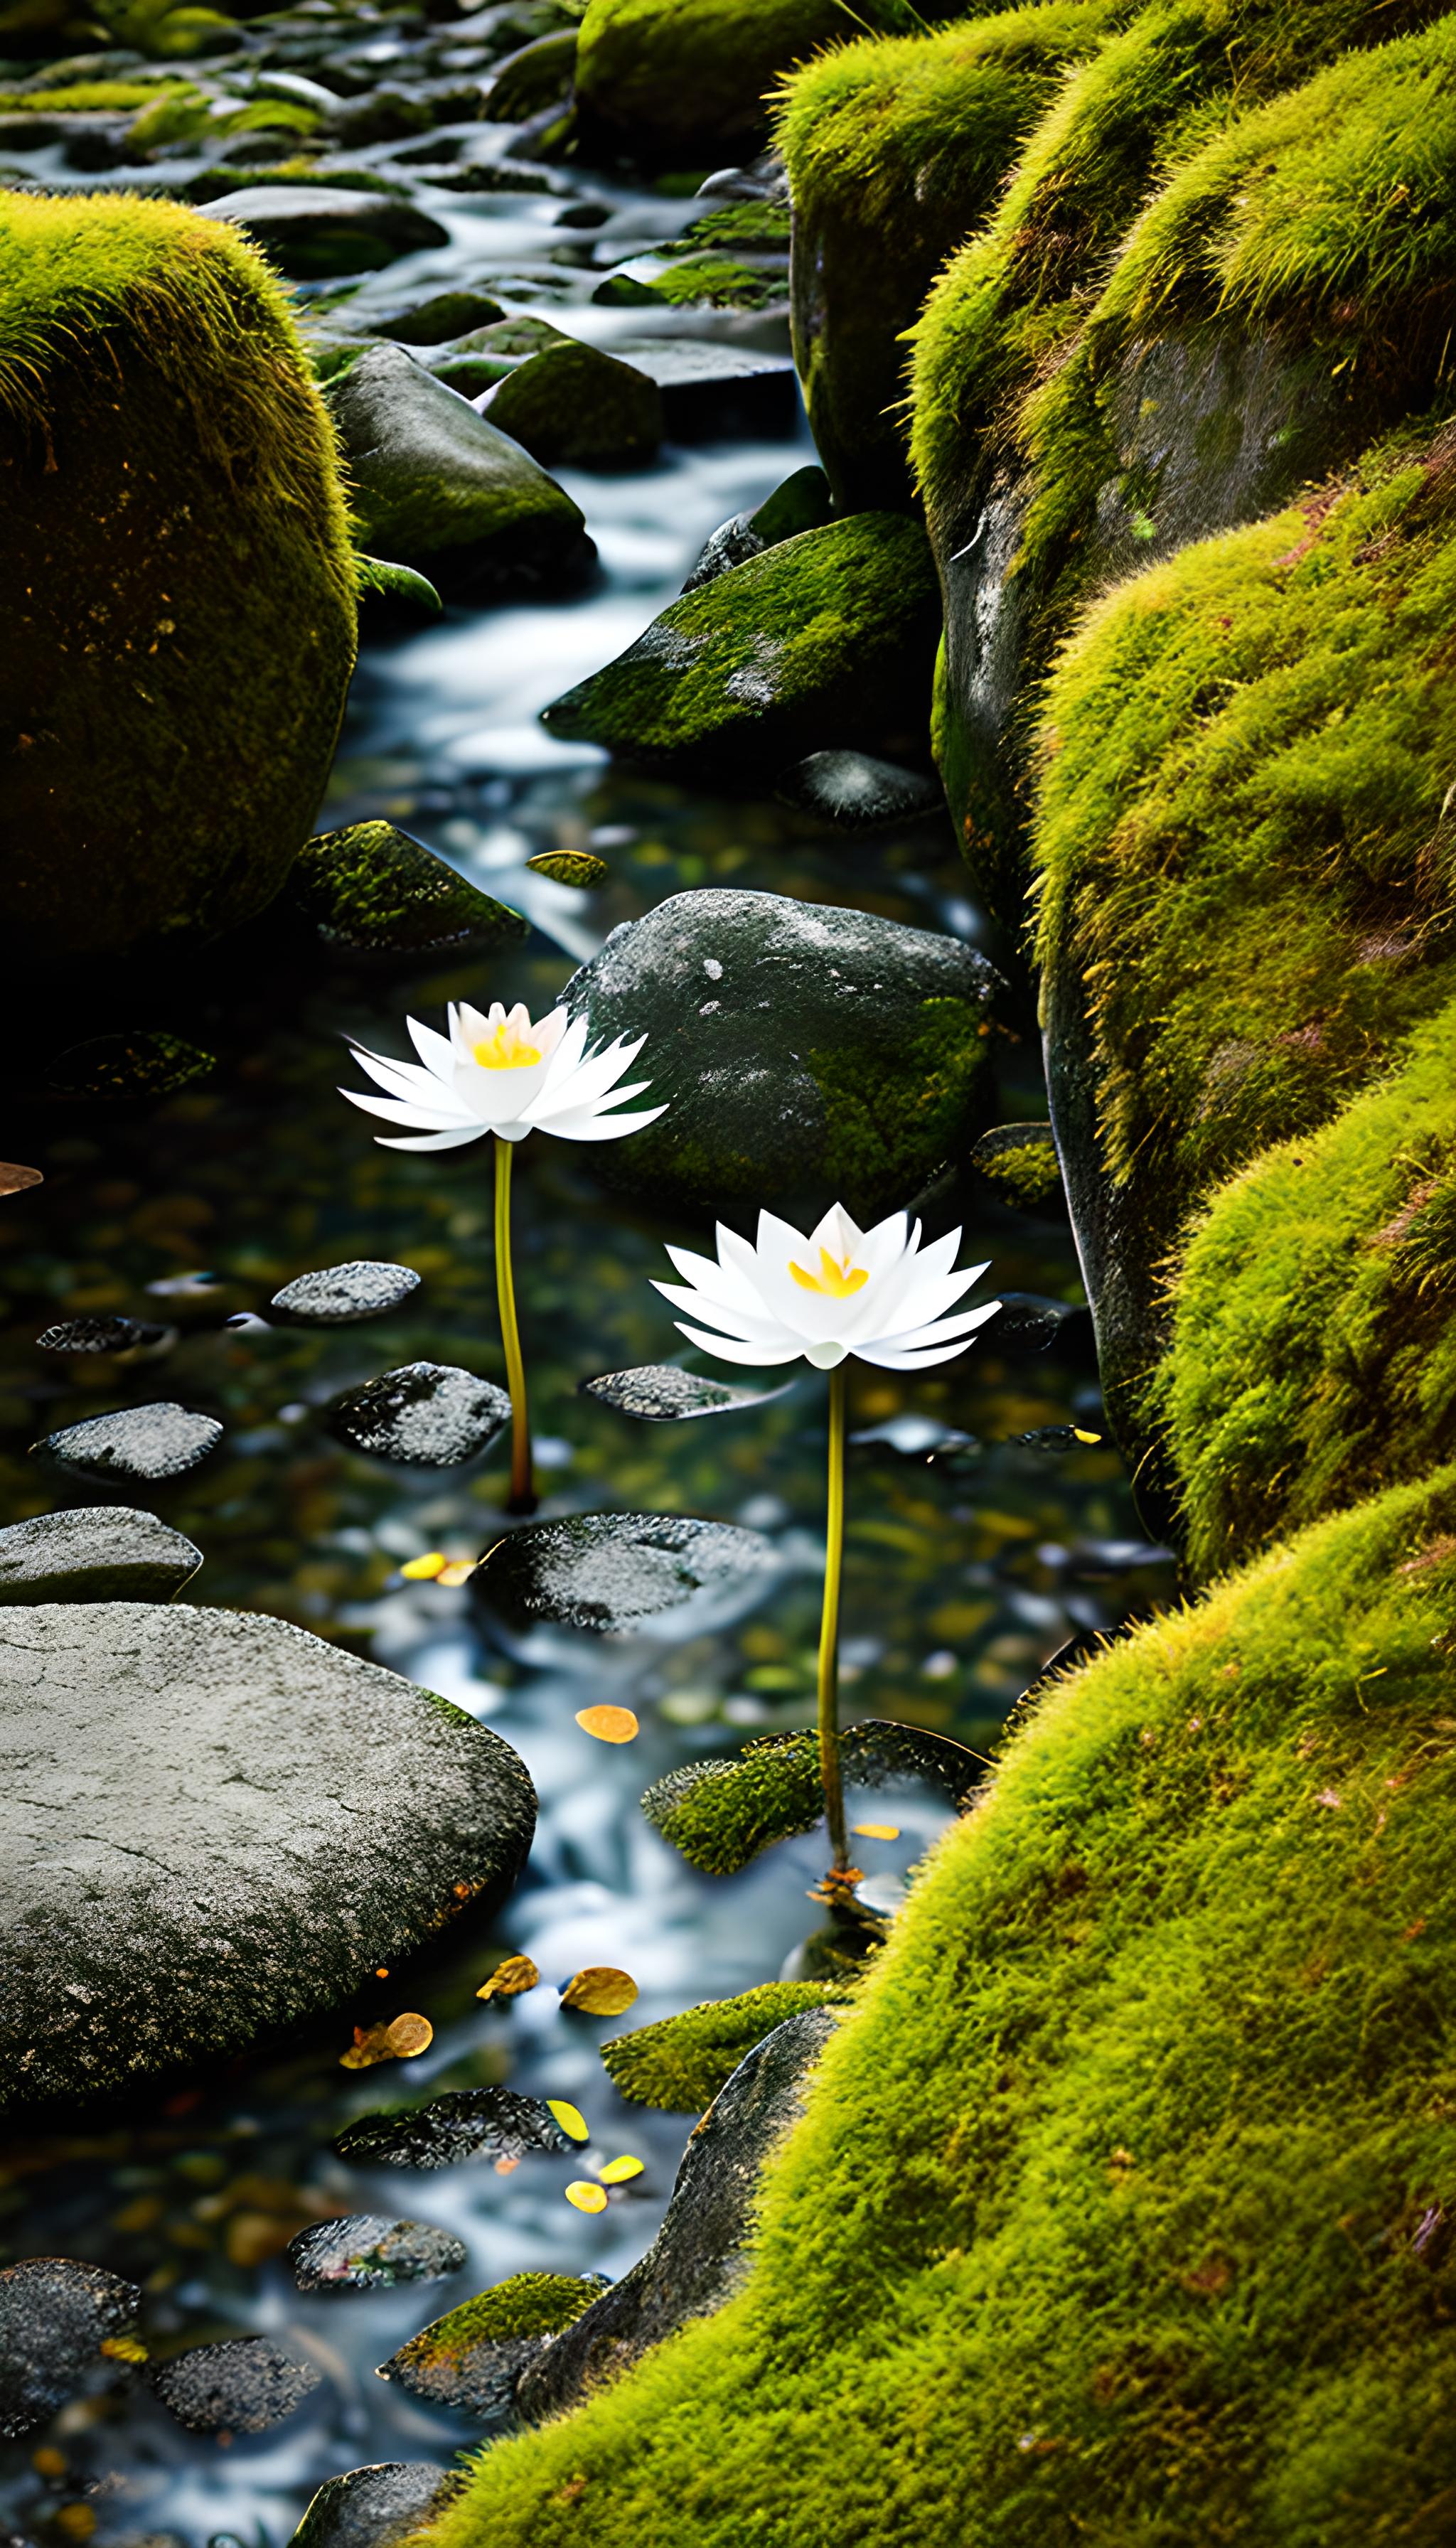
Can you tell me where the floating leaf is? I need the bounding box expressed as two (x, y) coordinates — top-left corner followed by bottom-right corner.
(525, 850), (610, 888)
(853, 1821), (900, 1841)
(335, 2090), (574, 2169)
(599, 1981), (849, 2110)
(642, 1719), (981, 1876)
(596, 2154), (643, 2184)
(477, 1954), (540, 2001)
(340, 2012), (434, 2070)
(271, 1261), (422, 1324)
(576, 1706), (638, 1744)
(329, 1364), (510, 1466)
(565, 2182), (607, 2214)
(287, 2214), (466, 2293)
(546, 2099), (589, 2143)
(579, 1365), (792, 1422)
(561, 1966), (638, 2016)
(375, 2274), (605, 2414)
(0, 1163), (41, 1197)
(402, 1551), (446, 1580)
(474, 1511), (777, 1632)
(1013, 1424), (1103, 1455)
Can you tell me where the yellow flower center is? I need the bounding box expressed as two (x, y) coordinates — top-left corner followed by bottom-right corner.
(471, 1019), (542, 1071)
(790, 1247), (869, 1300)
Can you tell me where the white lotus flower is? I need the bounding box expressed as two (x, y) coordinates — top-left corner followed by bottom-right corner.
(655, 1202), (1000, 1373)
(341, 1000), (666, 1150)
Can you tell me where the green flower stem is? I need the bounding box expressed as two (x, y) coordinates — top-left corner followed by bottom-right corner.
(493, 1133), (535, 1515)
(817, 1361), (850, 1870)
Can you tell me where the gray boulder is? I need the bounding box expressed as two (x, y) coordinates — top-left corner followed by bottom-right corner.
(0, 1506), (200, 1604)
(0, 1603), (535, 2115)
(291, 2463), (462, 2548)
(563, 887), (1005, 1219)
(323, 346), (595, 599)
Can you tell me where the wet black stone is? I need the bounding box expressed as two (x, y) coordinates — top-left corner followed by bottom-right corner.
(479, 340), (662, 469)
(33, 1402), (223, 1482)
(609, 338), (800, 441)
(328, 1364), (511, 1466)
(198, 187), (449, 279)
(334, 2089), (574, 2170)
(149, 2337), (321, 2436)
(775, 750), (944, 830)
(290, 2464), (463, 2548)
(580, 1366), (790, 1422)
(990, 1292), (1090, 1353)
(271, 1262), (422, 1324)
(516, 2011), (837, 2420)
(378, 289), (507, 344)
(0, 1603), (535, 2116)
(473, 1511), (777, 1633)
(682, 463), (832, 592)
(291, 822), (528, 962)
(0, 2258), (142, 2439)
(48, 1034), (215, 1098)
(0, 1507), (200, 1605)
(35, 1315), (171, 1354)
(287, 2215), (466, 2293)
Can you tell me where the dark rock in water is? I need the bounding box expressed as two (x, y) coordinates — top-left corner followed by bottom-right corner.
(149, 2336), (320, 2436)
(334, 2089), (574, 2170)
(290, 2463), (463, 2548)
(970, 1120), (1065, 1210)
(0, 1602), (534, 2116)
(484, 27), (577, 119)
(378, 289), (507, 345)
(474, 1511), (777, 1633)
(271, 1260), (422, 1324)
(581, 1365), (790, 1422)
(0, 1507), (200, 1605)
(330, 87), (435, 149)
(563, 887), (1005, 1219)
(517, 2011), (837, 2421)
(329, 1364), (511, 1466)
(611, 338), (800, 441)
(542, 514), (939, 776)
(287, 2215), (466, 2293)
(291, 822), (528, 962)
(33, 1401), (223, 1482)
(198, 187), (449, 278)
(775, 750), (943, 831)
(0, 2257), (143, 2439)
(992, 1291), (1088, 1352)
(479, 341), (661, 469)
(36, 1314), (171, 1354)
(377, 2274), (604, 2417)
(323, 346), (594, 599)
(48, 1033), (215, 1098)
(682, 463), (832, 592)
(435, 314), (574, 397)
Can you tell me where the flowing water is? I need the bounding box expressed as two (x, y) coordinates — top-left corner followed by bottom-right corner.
(0, 101), (1176, 2548)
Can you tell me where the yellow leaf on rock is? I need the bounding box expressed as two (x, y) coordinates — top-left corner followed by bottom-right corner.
(575, 1705), (638, 1743)
(436, 1558), (477, 1588)
(547, 2098), (590, 2143)
(852, 1822), (901, 1841)
(1073, 1428), (1103, 1445)
(561, 1965), (638, 2016)
(597, 2154), (643, 2185)
(340, 2011), (432, 2068)
(99, 2335), (148, 2365)
(402, 1552), (446, 1580)
(477, 1954), (540, 2001)
(565, 2180), (608, 2213)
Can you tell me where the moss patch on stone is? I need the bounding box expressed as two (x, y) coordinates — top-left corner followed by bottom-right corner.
(601, 1982), (850, 2110)
(432, 1466), (1456, 2543)
(290, 822), (528, 959)
(396, 2274), (603, 2367)
(574, 0), (912, 164)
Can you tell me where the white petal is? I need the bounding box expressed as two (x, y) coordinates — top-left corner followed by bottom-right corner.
(340, 1084), (477, 1132)
(652, 1280), (789, 1346)
(405, 1016), (457, 1077)
(374, 1124), (489, 1152)
(869, 1297), (1003, 1357)
(673, 1320), (804, 1367)
(348, 1043), (464, 1109)
(663, 1242), (764, 1316)
(543, 1101), (669, 1143)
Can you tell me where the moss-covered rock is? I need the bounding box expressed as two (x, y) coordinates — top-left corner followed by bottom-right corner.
(968, 1118), (1063, 1207)
(323, 343), (595, 599)
(542, 512), (941, 776)
(290, 822), (529, 960)
(682, 461), (832, 592)
(198, 184), (448, 278)
(562, 885), (1005, 1219)
(574, 0), (888, 165)
(479, 338), (662, 466)
(778, 1), (1115, 507)
(427, 1465), (1456, 2543)
(377, 287), (507, 346)
(602, 1982), (850, 2108)
(0, 189), (355, 966)
(378, 2274), (604, 2416)
(483, 27), (579, 119)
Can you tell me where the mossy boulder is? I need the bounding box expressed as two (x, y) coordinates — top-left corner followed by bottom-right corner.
(542, 513), (941, 777)
(378, 2274), (604, 2416)
(478, 338), (662, 467)
(682, 460), (831, 590)
(424, 1467), (1456, 2543)
(483, 27), (579, 119)
(562, 884), (1005, 1219)
(0, 190), (355, 966)
(601, 1981), (850, 2109)
(574, 0), (877, 165)
(377, 287), (508, 346)
(198, 184), (448, 278)
(291, 821), (529, 960)
(291, 2465), (461, 2548)
(323, 344), (595, 599)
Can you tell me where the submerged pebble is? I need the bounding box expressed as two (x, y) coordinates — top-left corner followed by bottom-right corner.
(581, 1364), (790, 1422)
(473, 1511), (778, 1633)
(328, 1363), (511, 1465)
(271, 1262), (422, 1324)
(334, 2089), (576, 2170)
(149, 2336), (321, 2436)
(36, 1315), (171, 1354)
(33, 1401), (223, 1482)
(287, 2215), (466, 2294)
(0, 2257), (143, 2439)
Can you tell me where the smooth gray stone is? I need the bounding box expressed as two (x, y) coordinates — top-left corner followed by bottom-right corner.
(290, 2463), (463, 2548)
(0, 2257), (141, 2438)
(149, 2336), (320, 2435)
(198, 187), (449, 277)
(33, 1401), (222, 1482)
(328, 1362), (511, 1465)
(0, 1604), (535, 2115)
(271, 1261), (422, 1323)
(287, 2215), (466, 2292)
(0, 1506), (200, 1604)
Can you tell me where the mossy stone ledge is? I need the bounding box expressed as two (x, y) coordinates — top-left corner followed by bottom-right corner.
(291, 821), (529, 961)
(574, 0), (878, 166)
(0, 189), (355, 967)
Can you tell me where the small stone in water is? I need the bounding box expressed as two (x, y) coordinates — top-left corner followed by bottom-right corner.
(375, 2273), (605, 2417)
(576, 1706), (639, 1744)
(272, 1262), (422, 1324)
(1014, 1424), (1103, 1454)
(565, 2182), (607, 2213)
(0, 1162), (41, 1196)
(33, 1401), (223, 1482)
(36, 1315), (171, 1354)
(476, 1511), (777, 1632)
(0, 2258), (143, 2438)
(149, 2336), (321, 2436)
(340, 2011), (434, 2069)
(334, 2089), (574, 2169)
(287, 2214), (466, 2293)
(0, 1507), (201, 1606)
(561, 1966), (638, 2016)
(329, 1364), (510, 1465)
(581, 1364), (790, 1421)
(774, 749), (944, 830)
(291, 2463), (462, 2548)
(992, 1292), (1086, 1351)
(525, 850), (609, 887)
(477, 1954), (540, 2001)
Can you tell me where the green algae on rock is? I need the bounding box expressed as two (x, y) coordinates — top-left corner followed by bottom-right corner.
(0, 190), (355, 967)
(378, 2274), (604, 2416)
(562, 886), (1004, 1219)
(682, 461), (832, 591)
(643, 1718), (982, 1873)
(968, 1118), (1063, 1208)
(291, 820), (529, 960)
(478, 338), (662, 468)
(290, 2464), (461, 2548)
(601, 1981), (849, 2109)
(425, 1469), (1456, 2544)
(542, 513), (941, 776)
(574, 0), (871, 164)
(377, 287), (508, 345)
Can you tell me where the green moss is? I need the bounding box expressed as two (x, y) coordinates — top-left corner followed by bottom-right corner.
(601, 1982), (851, 2109)
(970, 1119), (1063, 1204)
(642, 1732), (825, 1872)
(0, 77), (188, 107)
(648, 255), (781, 308)
(814, 993), (992, 1204)
(1156, 997), (1456, 1581)
(432, 1467), (1456, 2544)
(397, 2274), (604, 2367)
(678, 196), (792, 247)
(575, 0), (931, 166)
(291, 823), (528, 958)
(0, 190), (355, 963)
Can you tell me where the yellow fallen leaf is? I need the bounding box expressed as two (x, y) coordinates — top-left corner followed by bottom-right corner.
(477, 1953), (540, 2001)
(385, 2012), (433, 2057)
(561, 1965), (638, 2017)
(565, 2180), (607, 2213)
(340, 2011), (433, 2068)
(852, 1821), (901, 1841)
(597, 2154), (643, 2185)
(494, 2153), (520, 2175)
(1073, 1428), (1103, 1445)
(99, 2335), (148, 2365)
(575, 1705), (638, 1744)
(436, 1558), (476, 1588)
(402, 1551), (446, 1580)
(547, 2098), (590, 2143)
